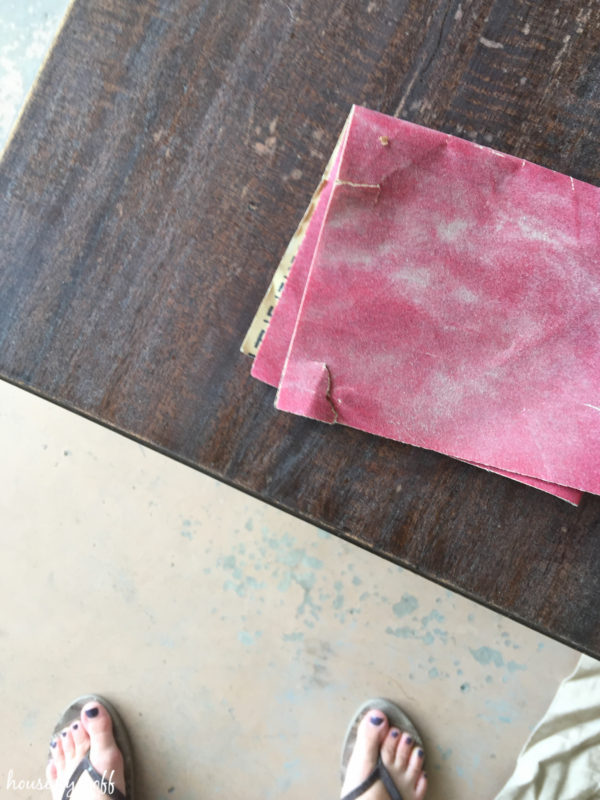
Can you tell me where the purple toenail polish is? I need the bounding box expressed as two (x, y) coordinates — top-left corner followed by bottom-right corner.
(85, 707), (99, 718)
(72, 723), (79, 729)
(61, 731), (67, 737)
(50, 741), (57, 748)
(391, 730), (399, 738)
(369, 716), (384, 726)
(406, 736), (413, 744)
(418, 749), (424, 758)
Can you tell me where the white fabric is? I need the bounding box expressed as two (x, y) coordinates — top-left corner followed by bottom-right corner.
(494, 655), (600, 799)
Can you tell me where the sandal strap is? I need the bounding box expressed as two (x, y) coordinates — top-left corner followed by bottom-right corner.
(62, 755), (126, 800)
(341, 755), (403, 800)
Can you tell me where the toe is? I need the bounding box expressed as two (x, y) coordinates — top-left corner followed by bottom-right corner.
(406, 743), (426, 786)
(81, 702), (117, 750)
(415, 771), (427, 800)
(81, 701), (126, 795)
(381, 727), (400, 767)
(50, 736), (65, 770)
(70, 718), (90, 758)
(46, 759), (57, 786)
(60, 726), (75, 760)
(357, 708), (390, 758)
(340, 708), (390, 799)
(394, 731), (414, 770)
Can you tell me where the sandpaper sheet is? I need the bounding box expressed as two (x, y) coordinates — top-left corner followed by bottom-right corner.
(273, 106), (600, 497)
(248, 110), (584, 503)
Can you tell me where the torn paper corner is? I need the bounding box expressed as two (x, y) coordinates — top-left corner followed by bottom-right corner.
(276, 360), (338, 424)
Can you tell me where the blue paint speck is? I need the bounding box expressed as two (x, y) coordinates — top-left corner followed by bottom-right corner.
(392, 594), (419, 618)
(283, 632), (304, 642)
(470, 646), (504, 668)
(421, 609), (445, 626)
(238, 630), (261, 646)
(436, 745), (453, 761)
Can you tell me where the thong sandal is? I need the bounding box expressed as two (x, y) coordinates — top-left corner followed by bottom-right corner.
(50, 694), (134, 800)
(340, 698), (425, 800)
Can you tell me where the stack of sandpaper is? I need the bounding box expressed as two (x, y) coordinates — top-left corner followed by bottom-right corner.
(242, 106), (600, 505)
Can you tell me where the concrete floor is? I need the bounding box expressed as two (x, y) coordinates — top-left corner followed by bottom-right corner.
(0, 380), (581, 799)
(0, 3), (584, 799)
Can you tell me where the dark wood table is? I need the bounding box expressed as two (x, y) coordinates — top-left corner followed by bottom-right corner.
(2, 0), (599, 656)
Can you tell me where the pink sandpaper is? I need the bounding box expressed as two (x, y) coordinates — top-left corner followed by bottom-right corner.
(252, 110), (584, 503)
(274, 106), (600, 497)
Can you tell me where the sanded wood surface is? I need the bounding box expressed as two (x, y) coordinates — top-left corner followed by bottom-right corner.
(1, 0), (599, 654)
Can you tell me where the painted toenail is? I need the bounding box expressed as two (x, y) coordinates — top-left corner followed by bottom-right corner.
(72, 723), (79, 729)
(406, 736), (413, 744)
(85, 707), (99, 718)
(369, 716), (384, 726)
(418, 749), (424, 758)
(61, 731), (67, 737)
(50, 741), (57, 748)
(391, 730), (399, 738)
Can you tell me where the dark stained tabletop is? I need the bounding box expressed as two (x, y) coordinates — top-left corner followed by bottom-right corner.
(1, 0), (599, 656)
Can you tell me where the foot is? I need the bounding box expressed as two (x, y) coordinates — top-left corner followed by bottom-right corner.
(46, 701), (127, 800)
(341, 709), (427, 800)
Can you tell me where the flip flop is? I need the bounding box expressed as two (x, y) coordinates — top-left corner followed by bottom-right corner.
(50, 694), (134, 800)
(340, 698), (425, 800)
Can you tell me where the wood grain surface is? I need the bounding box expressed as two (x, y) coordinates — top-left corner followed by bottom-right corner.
(1, 0), (599, 654)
